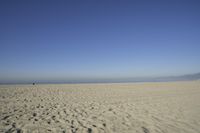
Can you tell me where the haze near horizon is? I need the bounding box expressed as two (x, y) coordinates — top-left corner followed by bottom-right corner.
(0, 0), (200, 83)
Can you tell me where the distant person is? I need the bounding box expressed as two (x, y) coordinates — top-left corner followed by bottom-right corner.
(32, 83), (35, 85)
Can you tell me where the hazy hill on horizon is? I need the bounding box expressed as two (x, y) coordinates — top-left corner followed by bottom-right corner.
(91, 72), (200, 83)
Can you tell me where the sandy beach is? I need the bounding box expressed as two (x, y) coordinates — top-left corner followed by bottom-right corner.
(0, 81), (200, 133)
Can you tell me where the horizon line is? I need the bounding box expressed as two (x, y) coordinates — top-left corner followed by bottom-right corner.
(0, 72), (200, 85)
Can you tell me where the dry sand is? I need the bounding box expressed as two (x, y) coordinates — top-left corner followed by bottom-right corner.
(0, 81), (200, 133)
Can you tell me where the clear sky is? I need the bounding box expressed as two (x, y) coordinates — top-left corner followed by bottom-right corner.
(0, 0), (200, 83)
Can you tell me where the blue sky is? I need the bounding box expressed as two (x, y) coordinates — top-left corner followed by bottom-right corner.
(0, 0), (200, 83)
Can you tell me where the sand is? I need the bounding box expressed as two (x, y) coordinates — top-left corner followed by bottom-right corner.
(0, 81), (200, 133)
